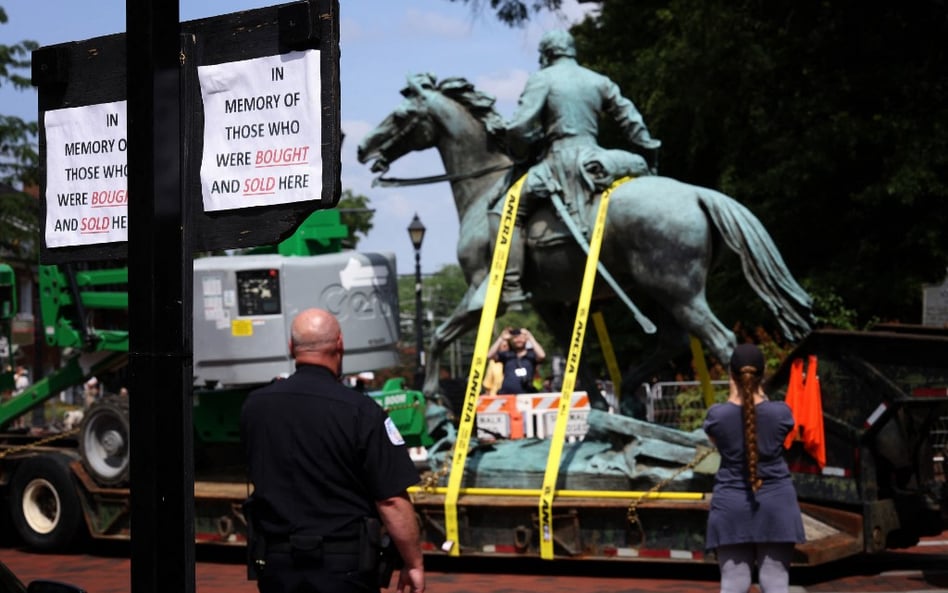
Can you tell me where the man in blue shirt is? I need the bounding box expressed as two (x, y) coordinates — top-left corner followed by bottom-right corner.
(486, 327), (547, 394)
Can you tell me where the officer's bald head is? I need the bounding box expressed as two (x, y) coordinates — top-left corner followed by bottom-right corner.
(290, 308), (344, 373)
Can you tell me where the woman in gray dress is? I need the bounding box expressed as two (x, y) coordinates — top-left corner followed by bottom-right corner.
(703, 344), (805, 593)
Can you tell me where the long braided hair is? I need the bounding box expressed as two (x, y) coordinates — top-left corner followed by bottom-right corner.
(735, 365), (763, 492)
(729, 343), (765, 493)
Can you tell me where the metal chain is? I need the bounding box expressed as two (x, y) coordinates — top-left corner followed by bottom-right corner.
(416, 463), (451, 496)
(626, 447), (715, 547)
(0, 428), (81, 460)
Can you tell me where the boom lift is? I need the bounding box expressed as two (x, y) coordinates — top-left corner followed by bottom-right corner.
(0, 210), (403, 548)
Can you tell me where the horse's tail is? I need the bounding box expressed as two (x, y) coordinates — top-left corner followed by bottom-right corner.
(697, 187), (813, 341)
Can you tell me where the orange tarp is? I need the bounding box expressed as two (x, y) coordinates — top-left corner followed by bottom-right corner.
(782, 355), (826, 467)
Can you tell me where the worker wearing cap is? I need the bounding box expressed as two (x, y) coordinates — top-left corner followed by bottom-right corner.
(240, 308), (425, 593)
(487, 327), (546, 394)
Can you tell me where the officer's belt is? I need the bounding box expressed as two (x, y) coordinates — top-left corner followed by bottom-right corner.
(265, 535), (361, 555)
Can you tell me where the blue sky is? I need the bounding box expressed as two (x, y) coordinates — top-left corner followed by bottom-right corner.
(1, 0), (595, 274)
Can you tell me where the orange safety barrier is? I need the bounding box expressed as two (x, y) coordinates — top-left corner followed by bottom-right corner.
(517, 391), (591, 440)
(476, 395), (525, 440)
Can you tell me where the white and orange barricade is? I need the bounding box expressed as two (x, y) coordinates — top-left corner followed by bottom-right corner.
(475, 394), (524, 440)
(517, 391), (591, 441)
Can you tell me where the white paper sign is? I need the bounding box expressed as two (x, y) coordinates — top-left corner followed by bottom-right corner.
(199, 50), (322, 212)
(44, 101), (129, 248)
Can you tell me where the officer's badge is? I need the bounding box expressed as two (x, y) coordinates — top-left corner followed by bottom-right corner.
(384, 417), (405, 446)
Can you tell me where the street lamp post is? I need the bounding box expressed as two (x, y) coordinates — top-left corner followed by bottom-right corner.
(407, 213), (426, 389)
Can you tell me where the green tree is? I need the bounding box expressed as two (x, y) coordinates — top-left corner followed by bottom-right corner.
(571, 1), (948, 329)
(397, 264), (471, 378)
(336, 189), (374, 249)
(0, 183), (39, 263)
(454, 0), (948, 330)
(0, 7), (39, 188)
(0, 8), (40, 262)
(446, 0), (564, 26)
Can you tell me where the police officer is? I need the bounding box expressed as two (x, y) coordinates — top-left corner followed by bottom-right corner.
(240, 308), (425, 593)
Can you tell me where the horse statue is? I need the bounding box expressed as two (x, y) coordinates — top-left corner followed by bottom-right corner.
(357, 74), (812, 412)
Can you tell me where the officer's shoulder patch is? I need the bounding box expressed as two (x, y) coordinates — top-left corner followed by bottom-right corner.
(384, 417), (405, 446)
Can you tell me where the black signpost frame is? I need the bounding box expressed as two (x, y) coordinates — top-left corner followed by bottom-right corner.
(126, 2), (192, 592)
(30, 2), (341, 592)
(32, 0), (341, 264)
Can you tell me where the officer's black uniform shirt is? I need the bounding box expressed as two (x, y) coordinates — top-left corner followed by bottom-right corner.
(240, 364), (420, 538)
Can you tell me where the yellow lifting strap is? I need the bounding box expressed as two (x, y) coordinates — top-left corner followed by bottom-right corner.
(538, 177), (630, 560)
(442, 174), (526, 556)
(689, 336), (716, 408)
(591, 311), (622, 403)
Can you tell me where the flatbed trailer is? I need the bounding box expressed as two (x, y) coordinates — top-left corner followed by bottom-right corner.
(2, 310), (946, 567)
(404, 491), (869, 565)
(398, 326), (948, 565)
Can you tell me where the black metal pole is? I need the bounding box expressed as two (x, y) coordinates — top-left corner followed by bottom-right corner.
(127, 2), (195, 593)
(414, 249), (424, 389)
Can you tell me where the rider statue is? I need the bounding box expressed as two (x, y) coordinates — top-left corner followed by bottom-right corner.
(491, 29), (662, 306)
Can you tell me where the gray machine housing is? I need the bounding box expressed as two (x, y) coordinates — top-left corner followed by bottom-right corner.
(193, 251), (399, 387)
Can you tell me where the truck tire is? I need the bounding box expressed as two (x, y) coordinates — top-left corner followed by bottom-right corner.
(10, 454), (84, 550)
(79, 395), (131, 486)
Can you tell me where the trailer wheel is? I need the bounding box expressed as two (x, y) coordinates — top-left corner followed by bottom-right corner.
(10, 455), (84, 550)
(79, 395), (131, 486)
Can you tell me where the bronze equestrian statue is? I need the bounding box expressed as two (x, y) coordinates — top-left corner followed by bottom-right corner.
(357, 34), (812, 414)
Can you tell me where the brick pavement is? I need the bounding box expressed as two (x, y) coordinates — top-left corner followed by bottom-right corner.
(1, 535), (946, 593)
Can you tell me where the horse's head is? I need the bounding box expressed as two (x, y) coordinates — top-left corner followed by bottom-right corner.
(357, 73), (441, 174)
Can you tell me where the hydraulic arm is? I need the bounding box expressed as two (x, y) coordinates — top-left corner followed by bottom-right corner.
(0, 263), (129, 429)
